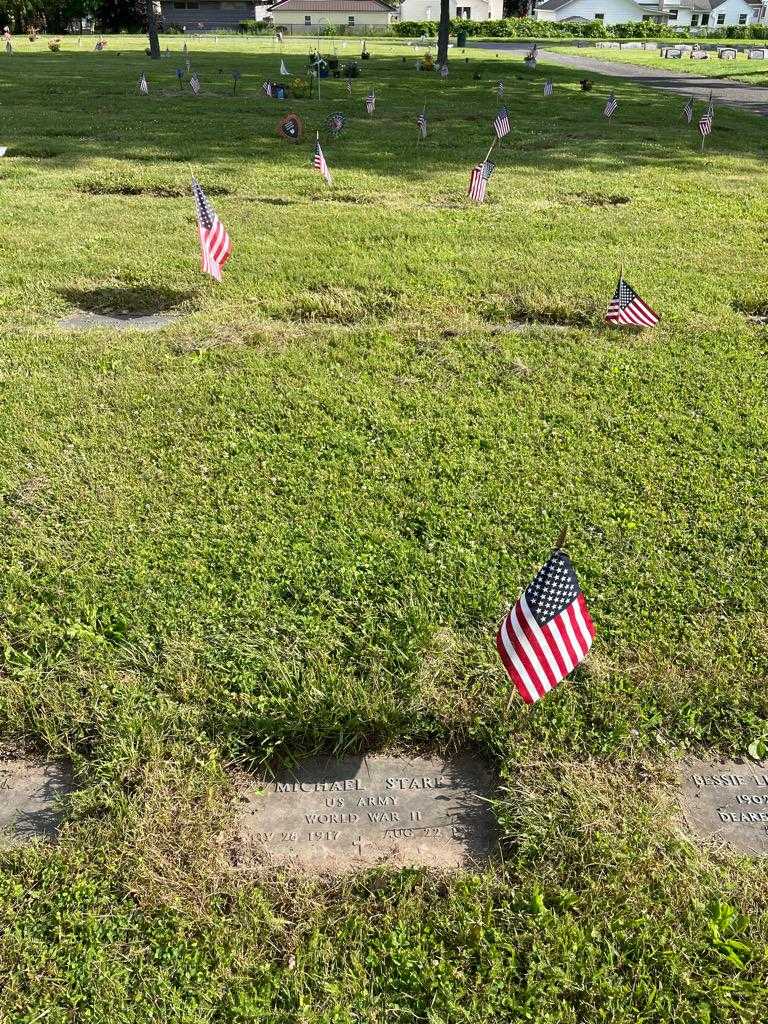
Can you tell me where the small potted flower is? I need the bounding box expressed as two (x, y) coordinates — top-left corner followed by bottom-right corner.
(48, 38), (61, 51)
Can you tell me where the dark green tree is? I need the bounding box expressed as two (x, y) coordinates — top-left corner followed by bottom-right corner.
(437, 0), (449, 66)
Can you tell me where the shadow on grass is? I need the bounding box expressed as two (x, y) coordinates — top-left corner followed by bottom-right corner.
(59, 283), (197, 315)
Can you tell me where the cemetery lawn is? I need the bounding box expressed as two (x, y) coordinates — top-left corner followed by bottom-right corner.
(2, 33), (768, 1024)
(549, 43), (768, 86)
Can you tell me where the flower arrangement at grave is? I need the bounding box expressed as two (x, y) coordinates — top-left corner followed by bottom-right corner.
(48, 38), (61, 52)
(422, 53), (434, 71)
(291, 76), (309, 98)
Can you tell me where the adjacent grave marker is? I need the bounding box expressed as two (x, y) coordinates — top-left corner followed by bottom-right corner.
(59, 311), (177, 332)
(232, 754), (495, 872)
(680, 758), (768, 855)
(0, 756), (73, 848)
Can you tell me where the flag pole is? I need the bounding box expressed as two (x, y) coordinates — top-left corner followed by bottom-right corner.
(483, 137), (498, 164)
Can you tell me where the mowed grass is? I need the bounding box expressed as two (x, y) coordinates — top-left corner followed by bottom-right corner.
(0, 34), (768, 1023)
(550, 42), (768, 86)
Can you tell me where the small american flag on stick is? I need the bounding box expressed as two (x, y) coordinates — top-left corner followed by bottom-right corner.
(138, 72), (148, 95)
(497, 547), (595, 705)
(440, 64), (448, 79)
(263, 80), (273, 97)
(468, 157), (495, 204)
(699, 95), (714, 137)
(605, 273), (659, 327)
(192, 177), (232, 282)
(365, 92), (375, 115)
(493, 106), (510, 139)
(189, 73), (200, 95)
(682, 96), (693, 124)
(497, 80), (504, 98)
(313, 132), (332, 186)
(417, 110), (427, 139)
(280, 58), (289, 76)
(603, 92), (617, 118)
(544, 79), (553, 96)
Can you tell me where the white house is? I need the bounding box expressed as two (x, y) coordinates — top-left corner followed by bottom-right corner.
(267, 0), (398, 29)
(535, 0), (763, 27)
(401, 0), (503, 22)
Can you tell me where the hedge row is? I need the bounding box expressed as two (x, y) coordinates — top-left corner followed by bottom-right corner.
(394, 17), (768, 40)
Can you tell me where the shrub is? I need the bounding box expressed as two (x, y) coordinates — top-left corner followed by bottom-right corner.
(238, 19), (274, 34)
(393, 16), (768, 42)
(393, 21), (437, 37)
(161, 25), (186, 35)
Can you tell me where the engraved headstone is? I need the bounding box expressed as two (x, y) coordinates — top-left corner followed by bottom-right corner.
(0, 756), (72, 847)
(232, 754), (495, 872)
(680, 758), (768, 855)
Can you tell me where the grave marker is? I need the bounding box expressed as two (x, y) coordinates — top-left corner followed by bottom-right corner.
(680, 758), (768, 855)
(232, 754), (495, 872)
(0, 756), (73, 848)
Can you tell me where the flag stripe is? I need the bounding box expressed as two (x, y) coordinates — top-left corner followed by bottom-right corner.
(497, 615), (541, 703)
(518, 596), (562, 688)
(507, 606), (548, 696)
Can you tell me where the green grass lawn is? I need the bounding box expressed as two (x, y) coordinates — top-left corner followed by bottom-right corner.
(550, 42), (768, 86)
(1, 33), (768, 1023)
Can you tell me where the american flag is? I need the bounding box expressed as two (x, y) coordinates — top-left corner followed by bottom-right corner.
(603, 93), (617, 118)
(493, 106), (510, 139)
(605, 274), (659, 327)
(346, 78), (352, 95)
(191, 177), (232, 282)
(496, 549), (595, 705)
(468, 159), (494, 203)
(189, 73), (200, 95)
(544, 79), (553, 96)
(699, 98), (714, 136)
(280, 58), (289, 76)
(497, 80), (504, 98)
(365, 92), (375, 114)
(313, 133), (332, 186)
(417, 111), (427, 139)
(138, 72), (148, 95)
(263, 80), (272, 97)
(682, 96), (693, 123)
(440, 64), (448, 78)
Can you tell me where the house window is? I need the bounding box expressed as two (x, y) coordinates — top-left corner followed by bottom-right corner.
(701, 12), (709, 23)
(304, 13), (311, 23)
(716, 12), (725, 22)
(348, 14), (354, 23)
(691, 13), (699, 23)
(594, 11), (605, 19)
(739, 12), (748, 21)
(456, 6), (471, 16)
(668, 8), (678, 19)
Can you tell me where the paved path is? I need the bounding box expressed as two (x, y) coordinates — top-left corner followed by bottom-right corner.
(469, 41), (768, 116)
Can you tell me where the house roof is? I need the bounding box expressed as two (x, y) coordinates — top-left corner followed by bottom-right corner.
(535, 0), (579, 9)
(268, 0), (397, 10)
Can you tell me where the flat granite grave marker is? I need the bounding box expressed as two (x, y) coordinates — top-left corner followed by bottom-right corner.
(232, 754), (495, 872)
(680, 758), (768, 855)
(0, 756), (73, 848)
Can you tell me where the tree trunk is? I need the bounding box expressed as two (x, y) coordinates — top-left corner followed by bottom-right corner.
(146, 0), (160, 59)
(437, 0), (450, 66)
